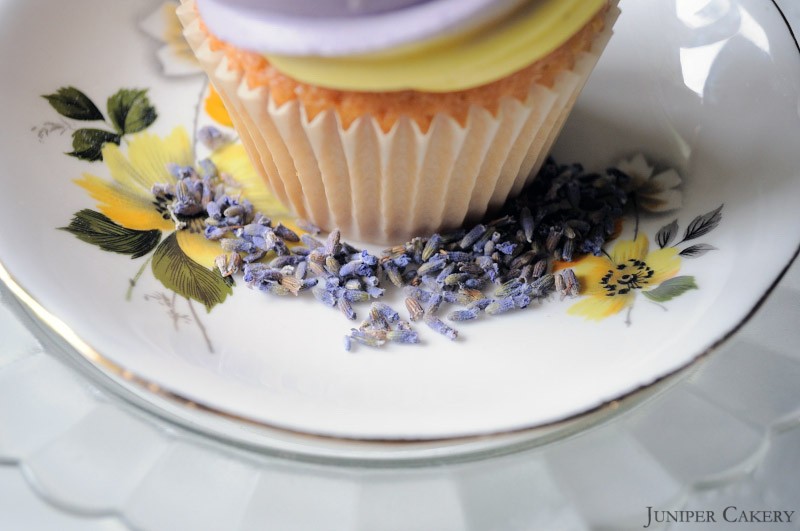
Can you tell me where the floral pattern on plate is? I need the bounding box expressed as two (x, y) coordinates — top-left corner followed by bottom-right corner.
(564, 203), (722, 323)
(36, 85), (297, 350)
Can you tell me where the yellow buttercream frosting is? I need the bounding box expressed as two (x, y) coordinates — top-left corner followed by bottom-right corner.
(265, 0), (605, 92)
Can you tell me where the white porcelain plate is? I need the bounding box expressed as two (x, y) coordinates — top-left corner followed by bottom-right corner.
(0, 0), (798, 440)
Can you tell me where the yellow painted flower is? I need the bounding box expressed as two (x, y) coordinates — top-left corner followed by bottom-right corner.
(204, 86), (234, 128)
(74, 126), (293, 268)
(563, 233), (682, 320)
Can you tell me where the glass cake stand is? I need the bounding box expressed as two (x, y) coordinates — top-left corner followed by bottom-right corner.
(1, 0), (800, 528)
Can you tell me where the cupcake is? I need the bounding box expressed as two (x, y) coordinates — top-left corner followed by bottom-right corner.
(177, 0), (619, 244)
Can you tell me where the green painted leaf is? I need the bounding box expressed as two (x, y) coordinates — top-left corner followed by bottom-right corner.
(42, 87), (104, 121)
(107, 89), (157, 134)
(642, 276), (698, 303)
(67, 128), (121, 161)
(60, 209), (161, 258)
(151, 233), (232, 312)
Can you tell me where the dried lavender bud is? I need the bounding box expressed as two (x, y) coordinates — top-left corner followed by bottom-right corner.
(417, 273), (438, 290)
(242, 223), (269, 237)
(424, 314), (458, 340)
(338, 297), (356, 320)
(349, 329), (385, 348)
(392, 254), (412, 268)
(308, 260), (326, 277)
(446, 251), (473, 263)
(223, 204), (244, 218)
(486, 297), (515, 315)
(344, 278), (362, 290)
(361, 328), (389, 341)
(405, 297), (424, 322)
(386, 330), (420, 344)
(367, 306), (389, 329)
(265, 283), (291, 296)
(532, 259), (548, 279)
(220, 238), (249, 253)
(530, 274), (556, 298)
(513, 294), (531, 309)
(338, 259), (363, 278)
(468, 298), (493, 311)
(554, 271), (566, 296)
(464, 277), (487, 290)
(280, 276), (302, 296)
(459, 224), (486, 249)
(404, 286), (433, 303)
(204, 226), (226, 240)
(343, 289), (369, 303)
(448, 308), (479, 322)
(444, 273), (469, 286)
(545, 227), (563, 253)
(494, 279), (523, 298)
(372, 302), (400, 324)
(198, 125), (229, 150)
(364, 275), (380, 287)
(383, 263), (404, 287)
(269, 255), (300, 269)
(383, 245), (407, 258)
(312, 287), (336, 307)
(167, 164), (197, 180)
(215, 253), (241, 278)
(411, 237), (425, 264)
(300, 278), (318, 291)
(496, 241), (517, 255)
(561, 268), (580, 297)
(520, 206), (534, 242)
(519, 264), (534, 283)
(562, 239), (576, 262)
(458, 262), (483, 276)
(366, 286), (384, 298)
(416, 256), (447, 277)
(324, 229), (341, 256)
(325, 255), (341, 276)
(421, 234), (442, 261)
(510, 250), (536, 270)
(425, 293), (443, 315)
(435, 263), (456, 284)
(274, 223), (300, 242)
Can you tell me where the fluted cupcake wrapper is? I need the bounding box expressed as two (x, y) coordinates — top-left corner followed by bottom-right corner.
(179, 0), (619, 244)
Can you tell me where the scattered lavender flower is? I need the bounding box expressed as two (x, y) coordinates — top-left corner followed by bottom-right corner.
(152, 156), (638, 352)
(198, 125), (230, 151)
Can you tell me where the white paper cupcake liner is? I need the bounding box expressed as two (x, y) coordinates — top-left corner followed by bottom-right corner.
(179, 0), (619, 244)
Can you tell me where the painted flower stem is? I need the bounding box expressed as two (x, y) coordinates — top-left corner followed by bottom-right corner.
(187, 298), (214, 354)
(126, 255), (153, 301)
(191, 79), (208, 160)
(625, 305), (634, 326)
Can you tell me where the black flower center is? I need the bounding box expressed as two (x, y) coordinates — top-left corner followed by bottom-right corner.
(600, 258), (655, 296)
